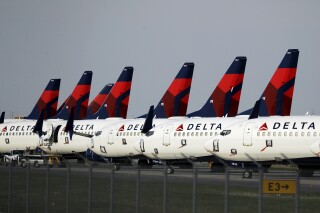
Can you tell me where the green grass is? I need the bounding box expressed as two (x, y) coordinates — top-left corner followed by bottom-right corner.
(0, 166), (319, 213)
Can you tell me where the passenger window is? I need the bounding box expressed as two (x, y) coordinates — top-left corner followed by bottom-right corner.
(257, 132), (260, 136)
(307, 132), (311, 136)
(191, 132), (194, 136)
(0, 133), (2, 136)
(130, 132), (133, 136)
(134, 132), (136, 136)
(262, 132), (265, 136)
(289, 132), (293, 136)
(178, 132), (181, 137)
(210, 132), (213, 136)
(174, 132), (177, 137)
(19, 132), (21, 136)
(205, 132), (208, 136)
(182, 132), (185, 137)
(284, 132), (287, 136)
(314, 132), (317, 137)
(200, 132), (203, 136)
(195, 132), (198, 136)
(187, 132), (189, 137)
(215, 132), (218, 136)
(278, 132), (281, 136)
(295, 132), (298, 137)
(273, 132), (276, 136)
(301, 132), (304, 136)
(267, 132), (271, 136)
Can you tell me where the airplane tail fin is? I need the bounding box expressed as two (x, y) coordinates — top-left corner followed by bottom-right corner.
(240, 49), (299, 116)
(140, 63), (194, 118)
(26, 79), (61, 119)
(87, 83), (114, 117)
(188, 57), (246, 117)
(88, 67), (133, 119)
(54, 71), (93, 120)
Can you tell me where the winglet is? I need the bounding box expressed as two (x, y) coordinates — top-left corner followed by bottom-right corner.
(248, 99), (262, 120)
(33, 110), (45, 137)
(141, 105), (154, 134)
(64, 107), (75, 140)
(0, 112), (4, 124)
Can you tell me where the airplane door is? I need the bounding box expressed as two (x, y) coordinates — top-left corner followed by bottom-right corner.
(163, 124), (172, 146)
(108, 128), (114, 145)
(243, 122), (254, 146)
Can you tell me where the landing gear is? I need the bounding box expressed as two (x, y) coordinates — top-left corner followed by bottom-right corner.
(20, 161), (26, 168)
(242, 169), (253, 179)
(34, 161), (40, 168)
(210, 163), (225, 173)
(165, 166), (174, 174)
(112, 163), (120, 171)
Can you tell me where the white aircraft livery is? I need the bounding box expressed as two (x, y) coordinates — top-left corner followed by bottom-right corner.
(204, 116), (320, 177)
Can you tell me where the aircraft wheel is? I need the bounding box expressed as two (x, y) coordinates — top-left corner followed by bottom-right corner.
(34, 161), (40, 168)
(242, 170), (252, 179)
(20, 161), (26, 168)
(113, 164), (120, 171)
(165, 166), (174, 174)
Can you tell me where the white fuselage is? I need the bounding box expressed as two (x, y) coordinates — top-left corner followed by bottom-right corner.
(204, 116), (320, 162)
(88, 117), (188, 157)
(0, 120), (63, 153)
(0, 118), (124, 154)
(40, 118), (125, 154)
(135, 116), (249, 160)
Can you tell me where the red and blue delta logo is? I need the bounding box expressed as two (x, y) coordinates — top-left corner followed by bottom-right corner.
(176, 124), (183, 131)
(118, 125), (124, 131)
(2, 126), (7, 132)
(258, 123), (268, 131)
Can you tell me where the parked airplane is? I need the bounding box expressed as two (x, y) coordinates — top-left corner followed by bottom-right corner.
(3, 79), (61, 122)
(204, 109), (320, 177)
(39, 63), (193, 157)
(131, 49), (300, 173)
(88, 57), (246, 166)
(0, 67), (132, 154)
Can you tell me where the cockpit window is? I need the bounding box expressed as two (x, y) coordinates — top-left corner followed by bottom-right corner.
(220, 130), (231, 136)
(95, 131), (102, 137)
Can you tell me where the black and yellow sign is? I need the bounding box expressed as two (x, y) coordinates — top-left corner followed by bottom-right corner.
(263, 180), (296, 194)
